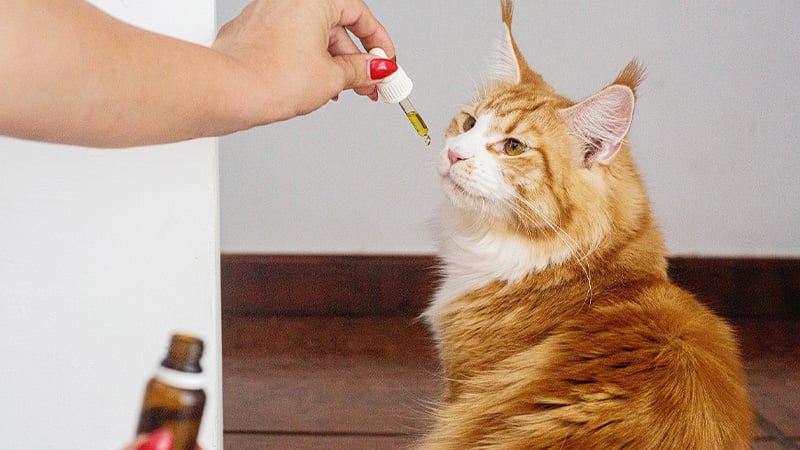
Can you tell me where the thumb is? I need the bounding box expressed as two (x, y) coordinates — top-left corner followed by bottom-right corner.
(331, 53), (398, 92)
(135, 428), (174, 450)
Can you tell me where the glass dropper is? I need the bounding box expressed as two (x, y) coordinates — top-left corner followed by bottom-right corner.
(369, 48), (431, 147)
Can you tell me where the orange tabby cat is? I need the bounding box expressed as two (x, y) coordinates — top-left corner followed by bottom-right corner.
(421, 1), (753, 448)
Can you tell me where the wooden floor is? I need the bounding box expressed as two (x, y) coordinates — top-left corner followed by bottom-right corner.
(221, 315), (800, 449)
(219, 255), (799, 448)
(222, 316), (441, 449)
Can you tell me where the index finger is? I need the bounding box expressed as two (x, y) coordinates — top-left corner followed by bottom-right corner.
(328, 0), (395, 59)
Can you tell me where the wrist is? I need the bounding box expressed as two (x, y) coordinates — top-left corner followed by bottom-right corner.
(214, 52), (312, 134)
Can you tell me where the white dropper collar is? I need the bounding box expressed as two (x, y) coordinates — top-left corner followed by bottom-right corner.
(369, 48), (413, 104)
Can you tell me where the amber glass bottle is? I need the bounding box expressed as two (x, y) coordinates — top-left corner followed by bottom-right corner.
(137, 334), (206, 450)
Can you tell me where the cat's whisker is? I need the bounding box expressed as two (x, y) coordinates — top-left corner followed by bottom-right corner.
(465, 66), (485, 98)
(502, 188), (594, 304)
(452, 61), (489, 104)
(450, 172), (591, 296)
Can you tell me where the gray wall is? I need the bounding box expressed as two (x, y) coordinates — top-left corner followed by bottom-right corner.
(218, 1), (800, 256)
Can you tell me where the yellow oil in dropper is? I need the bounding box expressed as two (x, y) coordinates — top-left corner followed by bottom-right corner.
(400, 98), (431, 146)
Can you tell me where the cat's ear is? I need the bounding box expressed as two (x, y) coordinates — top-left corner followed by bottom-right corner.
(559, 84), (635, 167)
(489, 0), (523, 83)
(490, 1), (553, 89)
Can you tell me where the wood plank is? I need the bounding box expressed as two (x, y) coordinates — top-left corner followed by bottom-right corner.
(221, 254), (800, 319)
(224, 433), (417, 450)
(735, 320), (800, 438)
(222, 316), (443, 436)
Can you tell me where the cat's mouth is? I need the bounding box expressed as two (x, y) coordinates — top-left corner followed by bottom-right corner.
(442, 172), (478, 201)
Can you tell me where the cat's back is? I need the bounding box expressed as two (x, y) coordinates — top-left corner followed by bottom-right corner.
(424, 280), (753, 450)
(549, 281), (753, 448)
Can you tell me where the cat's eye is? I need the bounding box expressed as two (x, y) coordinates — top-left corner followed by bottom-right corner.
(462, 115), (477, 132)
(502, 138), (528, 156)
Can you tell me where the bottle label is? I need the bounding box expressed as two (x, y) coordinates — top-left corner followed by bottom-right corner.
(154, 366), (205, 390)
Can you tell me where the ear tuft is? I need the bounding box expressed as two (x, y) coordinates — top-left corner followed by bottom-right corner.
(613, 59), (646, 98)
(559, 85), (635, 167)
(501, 0), (514, 25)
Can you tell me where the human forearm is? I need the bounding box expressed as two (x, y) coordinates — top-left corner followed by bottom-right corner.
(0, 0), (268, 147)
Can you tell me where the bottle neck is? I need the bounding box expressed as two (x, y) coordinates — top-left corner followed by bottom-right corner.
(162, 334), (204, 373)
(154, 365), (205, 390)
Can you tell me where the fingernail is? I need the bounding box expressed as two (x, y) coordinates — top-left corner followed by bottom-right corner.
(137, 428), (174, 450)
(369, 58), (398, 80)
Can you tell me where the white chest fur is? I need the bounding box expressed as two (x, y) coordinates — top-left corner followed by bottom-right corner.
(423, 206), (574, 337)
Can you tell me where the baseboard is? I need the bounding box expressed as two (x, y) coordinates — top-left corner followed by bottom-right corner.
(221, 254), (439, 316)
(221, 254), (799, 319)
(666, 257), (799, 319)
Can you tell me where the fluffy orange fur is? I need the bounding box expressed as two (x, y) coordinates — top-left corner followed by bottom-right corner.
(421, 2), (752, 448)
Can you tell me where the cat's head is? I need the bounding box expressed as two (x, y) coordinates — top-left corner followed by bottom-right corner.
(439, 0), (646, 250)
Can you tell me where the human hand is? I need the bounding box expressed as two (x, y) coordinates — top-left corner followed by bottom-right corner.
(125, 428), (201, 450)
(213, 0), (397, 124)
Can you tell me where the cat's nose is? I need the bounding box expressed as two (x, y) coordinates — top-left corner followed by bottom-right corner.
(448, 149), (467, 165)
